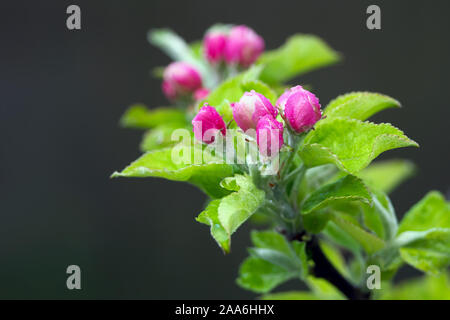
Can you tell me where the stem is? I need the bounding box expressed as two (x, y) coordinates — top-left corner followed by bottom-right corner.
(289, 163), (306, 207)
(291, 233), (370, 300)
(283, 164), (305, 183)
(279, 132), (304, 179)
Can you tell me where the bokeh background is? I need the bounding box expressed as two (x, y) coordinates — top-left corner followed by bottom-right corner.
(1, 0), (449, 299)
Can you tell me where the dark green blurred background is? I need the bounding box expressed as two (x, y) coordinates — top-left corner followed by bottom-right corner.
(0, 0), (449, 299)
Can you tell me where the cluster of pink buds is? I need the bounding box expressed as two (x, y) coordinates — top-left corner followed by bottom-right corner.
(162, 61), (209, 101)
(162, 25), (264, 101)
(203, 25), (264, 67)
(191, 86), (322, 159)
(276, 85), (322, 134)
(232, 91), (284, 156)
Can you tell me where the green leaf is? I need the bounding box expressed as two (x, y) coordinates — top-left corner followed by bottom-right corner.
(249, 248), (301, 272)
(250, 231), (308, 278)
(306, 277), (346, 300)
(120, 105), (186, 129)
(148, 29), (205, 67)
(218, 175), (265, 236)
(260, 291), (320, 300)
(204, 66), (263, 107)
(398, 191), (450, 233)
(300, 117), (419, 174)
(323, 221), (361, 253)
(397, 229), (450, 274)
(292, 241), (309, 279)
(251, 230), (293, 256)
(111, 146), (234, 198)
(303, 210), (331, 234)
(396, 192), (450, 273)
(237, 256), (296, 294)
(258, 34), (340, 84)
(241, 80), (278, 104)
(379, 273), (450, 300)
(261, 277), (347, 300)
(325, 92), (401, 121)
(140, 124), (191, 152)
(205, 76), (244, 107)
(362, 190), (398, 240)
(237, 230), (308, 293)
(301, 175), (372, 214)
(207, 76), (276, 124)
(148, 29), (193, 62)
(357, 159), (416, 193)
(330, 213), (385, 254)
(214, 101), (234, 124)
(196, 200), (230, 253)
(189, 40), (203, 60)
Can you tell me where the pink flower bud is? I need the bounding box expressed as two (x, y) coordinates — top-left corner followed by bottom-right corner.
(276, 85), (305, 111)
(162, 80), (177, 100)
(193, 88), (210, 101)
(256, 115), (284, 157)
(224, 25), (264, 67)
(231, 90), (278, 132)
(192, 105), (227, 144)
(204, 30), (228, 64)
(162, 62), (202, 100)
(278, 86), (322, 133)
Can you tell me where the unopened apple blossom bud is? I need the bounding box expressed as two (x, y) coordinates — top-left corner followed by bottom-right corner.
(192, 104), (227, 144)
(204, 30), (228, 64)
(256, 115), (284, 157)
(231, 90), (277, 132)
(276, 85), (304, 111)
(277, 86), (322, 133)
(162, 62), (202, 100)
(193, 88), (210, 101)
(224, 25), (264, 67)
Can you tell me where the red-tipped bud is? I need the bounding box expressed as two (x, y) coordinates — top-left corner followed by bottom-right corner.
(231, 90), (277, 132)
(224, 25), (264, 67)
(204, 30), (228, 64)
(192, 105), (227, 144)
(162, 62), (202, 100)
(193, 88), (210, 101)
(256, 115), (284, 157)
(277, 86), (322, 133)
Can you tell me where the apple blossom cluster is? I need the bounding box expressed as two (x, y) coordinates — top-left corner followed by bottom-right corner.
(160, 25), (322, 165)
(161, 25), (264, 101)
(204, 25), (264, 67)
(115, 23), (443, 300)
(192, 85), (322, 159)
